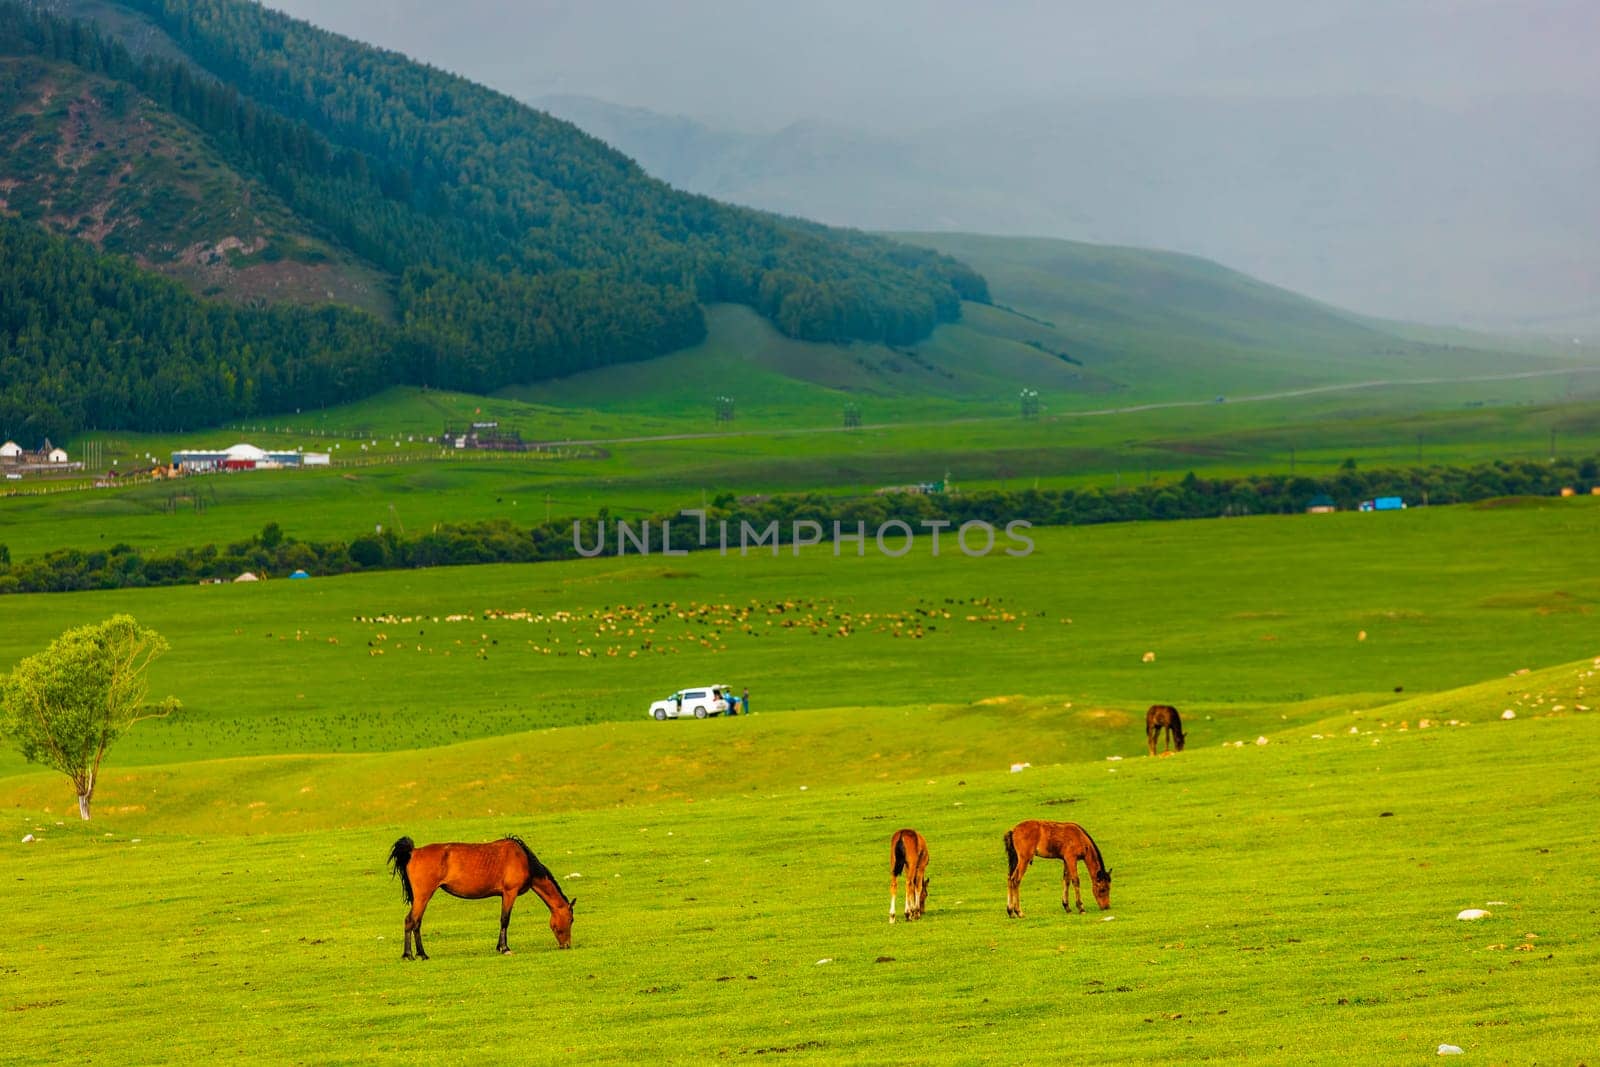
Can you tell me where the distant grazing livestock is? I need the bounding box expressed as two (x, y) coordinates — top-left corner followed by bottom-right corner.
(1146, 704), (1185, 755)
(387, 835), (575, 958)
(889, 828), (929, 923)
(1004, 820), (1112, 917)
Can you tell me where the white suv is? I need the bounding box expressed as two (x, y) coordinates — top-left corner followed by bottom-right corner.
(649, 686), (730, 720)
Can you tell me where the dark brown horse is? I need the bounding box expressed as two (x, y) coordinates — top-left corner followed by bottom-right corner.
(387, 835), (574, 958)
(1004, 820), (1112, 917)
(889, 828), (929, 923)
(1146, 704), (1185, 755)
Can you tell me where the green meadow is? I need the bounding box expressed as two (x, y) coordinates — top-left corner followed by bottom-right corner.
(4, 659), (1597, 1063)
(10, 376), (1600, 562)
(2, 500), (1597, 769)
(4, 232), (1600, 1062)
(3, 497), (1599, 1061)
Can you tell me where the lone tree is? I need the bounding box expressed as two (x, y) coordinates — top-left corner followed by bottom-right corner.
(0, 615), (179, 820)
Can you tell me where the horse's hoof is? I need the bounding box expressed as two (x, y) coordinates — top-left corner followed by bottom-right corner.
(417, 953), (429, 961)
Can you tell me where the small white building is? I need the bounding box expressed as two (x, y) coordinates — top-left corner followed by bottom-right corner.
(0, 440), (21, 460)
(47, 446), (69, 463)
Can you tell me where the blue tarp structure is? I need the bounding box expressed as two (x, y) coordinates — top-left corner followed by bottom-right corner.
(289, 570), (311, 580)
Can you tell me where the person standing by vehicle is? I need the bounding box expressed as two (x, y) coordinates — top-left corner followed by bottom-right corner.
(743, 687), (750, 715)
(675, 691), (683, 717)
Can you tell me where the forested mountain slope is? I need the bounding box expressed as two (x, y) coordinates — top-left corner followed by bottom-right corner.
(0, 213), (396, 440)
(0, 0), (986, 439)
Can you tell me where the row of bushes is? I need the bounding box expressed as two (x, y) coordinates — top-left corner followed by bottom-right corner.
(1, 455), (1594, 595)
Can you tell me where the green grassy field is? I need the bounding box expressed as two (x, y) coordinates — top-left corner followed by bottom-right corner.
(2, 499), (1598, 771)
(4, 228), (1600, 1061)
(4, 662), (1596, 1062)
(4, 497), (1599, 1061)
(9, 373), (1600, 562)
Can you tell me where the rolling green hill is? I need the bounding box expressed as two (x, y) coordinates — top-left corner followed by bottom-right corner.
(893, 232), (1591, 400)
(504, 232), (1595, 420)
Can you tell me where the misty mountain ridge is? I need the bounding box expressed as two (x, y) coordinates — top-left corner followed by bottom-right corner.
(537, 91), (1600, 335)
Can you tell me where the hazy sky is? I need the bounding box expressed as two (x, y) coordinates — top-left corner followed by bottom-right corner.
(256, 1), (1598, 328)
(264, 1), (1597, 131)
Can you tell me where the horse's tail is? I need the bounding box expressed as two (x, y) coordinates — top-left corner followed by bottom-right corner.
(1171, 707), (1186, 751)
(892, 834), (909, 876)
(1004, 830), (1019, 879)
(388, 836), (415, 905)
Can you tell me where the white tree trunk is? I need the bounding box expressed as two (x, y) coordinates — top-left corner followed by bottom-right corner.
(77, 792), (92, 820)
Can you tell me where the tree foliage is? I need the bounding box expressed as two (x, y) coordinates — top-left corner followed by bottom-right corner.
(0, 614), (179, 819)
(0, 214), (397, 442)
(0, 455), (1589, 596)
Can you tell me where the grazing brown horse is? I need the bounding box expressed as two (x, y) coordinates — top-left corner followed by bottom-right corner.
(1146, 704), (1185, 755)
(889, 828), (929, 923)
(387, 835), (575, 959)
(1004, 820), (1112, 917)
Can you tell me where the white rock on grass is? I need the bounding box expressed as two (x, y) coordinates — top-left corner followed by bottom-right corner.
(1501, 709), (1516, 720)
(1010, 762), (1031, 773)
(21, 834), (35, 843)
(1457, 908), (1492, 920)
(1255, 736), (1269, 746)
(1437, 1044), (1464, 1055)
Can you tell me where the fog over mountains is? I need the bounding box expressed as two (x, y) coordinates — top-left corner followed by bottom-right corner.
(537, 91), (1599, 334)
(264, 0), (1600, 333)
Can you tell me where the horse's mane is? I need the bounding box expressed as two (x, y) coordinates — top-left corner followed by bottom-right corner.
(505, 834), (567, 902)
(1080, 826), (1109, 875)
